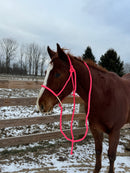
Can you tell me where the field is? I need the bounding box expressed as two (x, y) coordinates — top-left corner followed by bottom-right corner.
(0, 87), (130, 173)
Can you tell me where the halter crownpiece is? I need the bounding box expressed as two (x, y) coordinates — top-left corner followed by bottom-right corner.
(41, 55), (92, 154)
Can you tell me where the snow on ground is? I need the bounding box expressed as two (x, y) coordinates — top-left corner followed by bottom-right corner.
(0, 88), (39, 98)
(0, 138), (129, 173)
(0, 89), (130, 173)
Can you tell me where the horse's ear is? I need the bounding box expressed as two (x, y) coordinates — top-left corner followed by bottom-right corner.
(47, 46), (56, 59)
(57, 43), (69, 63)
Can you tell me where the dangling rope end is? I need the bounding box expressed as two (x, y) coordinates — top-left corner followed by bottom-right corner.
(70, 141), (74, 155)
(70, 151), (74, 155)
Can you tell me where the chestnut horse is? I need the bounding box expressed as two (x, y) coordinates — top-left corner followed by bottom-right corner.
(37, 44), (130, 173)
(122, 73), (130, 80)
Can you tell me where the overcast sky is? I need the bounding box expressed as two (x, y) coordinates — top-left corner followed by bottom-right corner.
(0, 0), (130, 63)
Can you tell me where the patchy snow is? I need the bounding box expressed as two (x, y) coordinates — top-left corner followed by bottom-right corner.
(0, 88), (39, 98)
(0, 139), (129, 173)
(0, 104), (79, 120)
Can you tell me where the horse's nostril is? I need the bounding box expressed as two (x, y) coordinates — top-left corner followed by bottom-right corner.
(40, 104), (44, 111)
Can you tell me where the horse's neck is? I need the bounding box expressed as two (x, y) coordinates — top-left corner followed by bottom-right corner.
(73, 59), (105, 103)
(72, 59), (92, 102)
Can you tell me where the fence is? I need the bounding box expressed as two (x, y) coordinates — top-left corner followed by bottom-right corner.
(0, 74), (44, 81)
(0, 80), (42, 89)
(0, 80), (86, 148)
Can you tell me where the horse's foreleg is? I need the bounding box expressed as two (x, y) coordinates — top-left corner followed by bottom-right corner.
(108, 130), (120, 173)
(90, 124), (103, 173)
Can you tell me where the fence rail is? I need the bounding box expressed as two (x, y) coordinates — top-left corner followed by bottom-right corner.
(0, 74), (44, 81)
(0, 113), (86, 129)
(0, 80), (42, 89)
(0, 96), (84, 107)
(0, 127), (87, 148)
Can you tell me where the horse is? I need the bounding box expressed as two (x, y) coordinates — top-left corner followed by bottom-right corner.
(122, 73), (130, 80)
(37, 43), (130, 173)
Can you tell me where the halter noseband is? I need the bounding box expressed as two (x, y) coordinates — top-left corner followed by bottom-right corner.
(41, 55), (92, 154)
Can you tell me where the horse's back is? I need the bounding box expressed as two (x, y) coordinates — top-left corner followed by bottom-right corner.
(122, 73), (130, 80)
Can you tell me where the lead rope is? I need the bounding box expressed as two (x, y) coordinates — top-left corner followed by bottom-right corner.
(41, 56), (92, 155)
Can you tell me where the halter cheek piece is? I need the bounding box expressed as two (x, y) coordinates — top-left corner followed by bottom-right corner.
(41, 55), (92, 155)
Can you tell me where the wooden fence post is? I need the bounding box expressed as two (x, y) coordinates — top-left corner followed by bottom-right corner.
(78, 103), (85, 127)
(78, 103), (85, 139)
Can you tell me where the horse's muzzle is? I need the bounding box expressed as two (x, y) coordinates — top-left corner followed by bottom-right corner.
(39, 103), (53, 113)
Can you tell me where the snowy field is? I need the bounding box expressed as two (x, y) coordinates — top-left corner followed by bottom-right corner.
(0, 88), (130, 173)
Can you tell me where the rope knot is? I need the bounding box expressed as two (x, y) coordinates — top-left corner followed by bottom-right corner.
(69, 65), (75, 73)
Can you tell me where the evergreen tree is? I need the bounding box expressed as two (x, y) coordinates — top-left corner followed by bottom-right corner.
(99, 49), (124, 76)
(82, 46), (96, 62)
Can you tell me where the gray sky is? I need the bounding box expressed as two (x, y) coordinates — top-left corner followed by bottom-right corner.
(0, 0), (130, 63)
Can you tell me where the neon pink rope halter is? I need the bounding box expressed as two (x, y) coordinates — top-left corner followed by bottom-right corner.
(41, 55), (92, 155)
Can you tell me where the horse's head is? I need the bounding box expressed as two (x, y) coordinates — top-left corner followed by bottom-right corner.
(37, 44), (73, 113)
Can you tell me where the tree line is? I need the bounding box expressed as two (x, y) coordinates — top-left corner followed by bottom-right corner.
(0, 38), (47, 76)
(82, 46), (130, 76)
(0, 38), (129, 77)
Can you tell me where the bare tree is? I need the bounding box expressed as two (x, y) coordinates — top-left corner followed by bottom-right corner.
(19, 44), (28, 75)
(0, 38), (18, 73)
(40, 57), (45, 76)
(33, 43), (41, 76)
(40, 46), (47, 76)
(25, 43), (42, 76)
(25, 44), (33, 75)
(20, 44), (25, 71)
(0, 52), (3, 73)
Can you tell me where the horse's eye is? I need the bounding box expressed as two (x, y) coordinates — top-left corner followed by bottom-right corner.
(55, 73), (61, 78)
